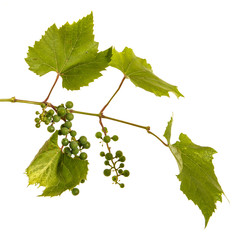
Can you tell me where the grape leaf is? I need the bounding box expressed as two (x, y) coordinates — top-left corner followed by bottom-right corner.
(26, 131), (89, 196)
(164, 118), (224, 227)
(109, 47), (183, 98)
(25, 12), (112, 90)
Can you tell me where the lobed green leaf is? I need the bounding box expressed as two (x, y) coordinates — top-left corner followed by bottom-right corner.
(109, 47), (183, 98)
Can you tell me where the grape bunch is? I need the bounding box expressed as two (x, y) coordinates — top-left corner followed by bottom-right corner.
(95, 128), (130, 188)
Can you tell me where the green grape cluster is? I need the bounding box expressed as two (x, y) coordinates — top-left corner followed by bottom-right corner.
(96, 128), (130, 188)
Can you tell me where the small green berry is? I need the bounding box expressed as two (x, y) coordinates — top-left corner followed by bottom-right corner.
(112, 176), (118, 182)
(103, 169), (111, 177)
(105, 153), (113, 160)
(61, 127), (69, 135)
(57, 107), (66, 117)
(41, 103), (46, 108)
(72, 148), (79, 155)
(123, 170), (130, 177)
(65, 101), (73, 109)
(35, 117), (40, 123)
(35, 123), (41, 128)
(70, 130), (77, 137)
(80, 152), (87, 160)
(48, 109), (54, 116)
(120, 183), (125, 188)
(58, 130), (62, 135)
(104, 160), (110, 166)
(103, 136), (111, 143)
(61, 138), (69, 146)
(102, 127), (108, 133)
(112, 135), (119, 141)
(119, 156), (126, 162)
(64, 147), (72, 156)
(118, 169), (123, 174)
(83, 142), (90, 149)
(53, 115), (61, 122)
(119, 163), (125, 168)
(66, 113), (74, 121)
(47, 125), (55, 133)
(100, 151), (105, 157)
(116, 150), (123, 158)
(95, 132), (102, 138)
(79, 136), (87, 145)
(35, 111), (40, 115)
(64, 121), (72, 129)
(81, 179), (85, 184)
(72, 188), (79, 196)
(70, 141), (78, 150)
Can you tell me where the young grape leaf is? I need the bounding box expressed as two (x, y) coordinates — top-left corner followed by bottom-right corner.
(26, 131), (89, 196)
(109, 47), (183, 98)
(164, 118), (224, 227)
(25, 12), (112, 90)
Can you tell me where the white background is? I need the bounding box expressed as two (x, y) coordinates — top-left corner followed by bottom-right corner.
(0, 0), (243, 239)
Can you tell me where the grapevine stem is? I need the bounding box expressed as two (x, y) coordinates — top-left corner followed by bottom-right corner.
(43, 73), (60, 103)
(0, 97), (168, 147)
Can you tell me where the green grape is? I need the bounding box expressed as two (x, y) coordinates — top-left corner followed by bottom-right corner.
(70, 130), (77, 137)
(112, 135), (119, 141)
(123, 170), (130, 177)
(115, 150), (123, 158)
(35, 111), (40, 115)
(35, 117), (40, 123)
(105, 153), (113, 160)
(79, 136), (87, 145)
(95, 132), (102, 138)
(61, 138), (69, 146)
(80, 152), (87, 160)
(72, 148), (79, 155)
(47, 125), (55, 133)
(65, 101), (73, 109)
(70, 141), (78, 150)
(102, 127), (108, 133)
(119, 163), (125, 168)
(119, 156), (126, 162)
(100, 151), (105, 157)
(104, 160), (110, 166)
(118, 169), (123, 174)
(53, 115), (61, 122)
(112, 176), (118, 182)
(81, 179), (85, 184)
(66, 113), (74, 121)
(72, 188), (79, 196)
(83, 142), (90, 149)
(35, 123), (41, 128)
(103, 136), (111, 143)
(64, 121), (72, 129)
(61, 127), (69, 135)
(45, 120), (50, 125)
(120, 183), (125, 188)
(47, 109), (54, 116)
(57, 106), (66, 117)
(58, 130), (62, 135)
(41, 103), (46, 108)
(103, 169), (111, 177)
(64, 147), (72, 156)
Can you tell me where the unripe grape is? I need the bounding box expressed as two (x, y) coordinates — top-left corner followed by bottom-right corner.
(64, 121), (72, 129)
(72, 188), (79, 196)
(61, 127), (69, 135)
(79, 136), (87, 145)
(83, 142), (90, 149)
(66, 113), (74, 121)
(103, 136), (110, 143)
(64, 147), (72, 156)
(61, 138), (69, 146)
(65, 101), (73, 109)
(115, 150), (123, 158)
(35, 118), (40, 123)
(100, 151), (105, 157)
(57, 106), (66, 117)
(72, 148), (79, 155)
(48, 109), (54, 116)
(105, 153), (113, 160)
(95, 132), (102, 138)
(35, 123), (41, 128)
(53, 115), (61, 122)
(112, 176), (118, 182)
(119, 156), (126, 162)
(123, 170), (130, 177)
(112, 135), (119, 141)
(102, 127), (108, 133)
(118, 169), (123, 174)
(103, 169), (111, 177)
(70, 130), (77, 137)
(104, 160), (110, 166)
(35, 111), (40, 115)
(80, 152), (87, 160)
(119, 163), (125, 168)
(70, 141), (78, 150)
(41, 103), (46, 108)
(47, 125), (55, 133)
(81, 179), (85, 184)
(120, 183), (125, 188)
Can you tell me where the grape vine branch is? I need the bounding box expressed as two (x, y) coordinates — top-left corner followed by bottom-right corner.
(0, 12), (226, 227)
